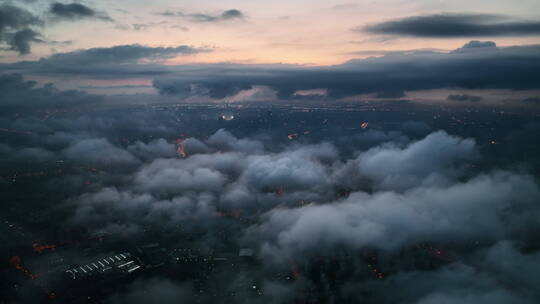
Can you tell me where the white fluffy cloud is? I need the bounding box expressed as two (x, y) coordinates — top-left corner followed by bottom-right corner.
(63, 138), (139, 165)
(355, 130), (477, 190)
(251, 171), (539, 259)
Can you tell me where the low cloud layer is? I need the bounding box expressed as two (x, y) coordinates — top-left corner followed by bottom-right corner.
(56, 127), (540, 303)
(253, 172), (539, 258)
(49, 129), (538, 262)
(2, 99), (540, 302)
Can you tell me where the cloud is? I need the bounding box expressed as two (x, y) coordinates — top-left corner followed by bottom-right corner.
(79, 84), (153, 90)
(221, 9), (244, 20)
(2, 102), (539, 303)
(0, 4), (42, 32)
(473, 242), (540, 299)
(239, 143), (336, 192)
(182, 137), (210, 155)
(1, 146), (56, 163)
(363, 14), (540, 37)
(357, 241), (540, 304)
(447, 94), (482, 102)
(150, 42), (540, 99)
(32, 44), (208, 67)
(374, 89), (406, 98)
(0, 73), (99, 112)
(0, 4), (43, 54)
(3, 42), (539, 100)
(369, 260), (533, 303)
(251, 171), (539, 260)
(61, 128), (540, 261)
(460, 40), (497, 49)
(64, 129), (341, 231)
(522, 97), (540, 104)
(6, 28), (43, 54)
(2, 81), (539, 303)
(158, 9), (244, 22)
(233, 131), (538, 262)
(49, 2), (113, 21)
(134, 159), (227, 195)
(207, 128), (264, 154)
(416, 291), (529, 304)
(127, 138), (176, 161)
(354, 131), (476, 190)
(63, 138), (140, 166)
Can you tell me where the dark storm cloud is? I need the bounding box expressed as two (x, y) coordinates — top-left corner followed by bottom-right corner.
(151, 42), (540, 99)
(447, 94), (482, 102)
(49, 2), (112, 21)
(0, 4), (42, 54)
(363, 14), (540, 37)
(158, 9), (244, 22)
(3, 41), (539, 99)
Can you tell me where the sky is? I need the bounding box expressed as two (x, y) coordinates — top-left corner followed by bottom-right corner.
(1, 0), (540, 105)
(2, 0), (540, 64)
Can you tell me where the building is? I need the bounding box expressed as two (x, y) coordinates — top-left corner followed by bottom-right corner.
(65, 252), (141, 280)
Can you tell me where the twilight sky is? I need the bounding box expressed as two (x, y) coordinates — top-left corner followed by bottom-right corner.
(1, 0), (540, 105)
